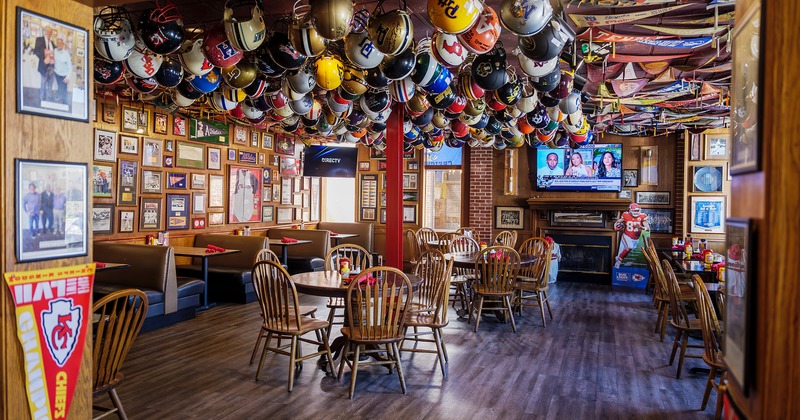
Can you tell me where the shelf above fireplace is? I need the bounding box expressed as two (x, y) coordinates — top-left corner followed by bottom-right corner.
(526, 197), (633, 212)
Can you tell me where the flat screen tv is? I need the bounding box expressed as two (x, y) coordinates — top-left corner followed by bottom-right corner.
(534, 144), (623, 192)
(302, 145), (358, 178)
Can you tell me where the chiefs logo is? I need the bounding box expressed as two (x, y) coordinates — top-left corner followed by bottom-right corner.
(42, 299), (82, 367)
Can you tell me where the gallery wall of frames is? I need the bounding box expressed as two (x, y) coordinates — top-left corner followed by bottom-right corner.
(92, 99), (320, 241)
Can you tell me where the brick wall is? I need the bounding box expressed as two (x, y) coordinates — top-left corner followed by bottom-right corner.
(467, 146), (494, 242)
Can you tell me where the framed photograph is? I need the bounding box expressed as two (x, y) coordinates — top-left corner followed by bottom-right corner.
(360, 174), (378, 208)
(142, 138), (163, 167)
(208, 212), (224, 226)
(272, 184), (280, 202)
(233, 125), (248, 145)
(271, 154), (279, 166)
(228, 149), (236, 161)
(622, 169), (639, 187)
(262, 168), (272, 184)
(191, 173), (206, 190)
(116, 160), (138, 206)
(173, 115), (186, 136)
(704, 133), (729, 159)
(192, 217), (206, 229)
(192, 192), (206, 214)
(94, 129), (117, 162)
(262, 205), (274, 222)
(228, 165), (262, 223)
(724, 218), (755, 394)
(380, 208), (387, 224)
(495, 206), (524, 230)
(17, 8), (89, 122)
(165, 139), (174, 153)
(689, 134), (702, 161)
(640, 146), (658, 185)
(292, 192), (302, 206)
(141, 170), (162, 194)
(163, 156), (173, 168)
(730, 2), (762, 175)
(402, 205), (417, 224)
(92, 164), (113, 198)
(550, 211), (606, 228)
(378, 160), (387, 171)
(310, 177), (320, 221)
(295, 207), (303, 221)
(403, 191), (418, 202)
(139, 198), (161, 231)
(380, 191), (386, 207)
(274, 134), (296, 155)
(640, 208), (673, 234)
(407, 161), (419, 171)
(277, 207), (294, 224)
(121, 106), (149, 134)
(281, 178), (292, 204)
(370, 147), (386, 159)
(259, 153), (265, 164)
(207, 147), (221, 170)
(358, 161), (371, 171)
(119, 135), (138, 154)
(250, 130), (259, 147)
(166, 194), (189, 230)
(91, 98), (97, 122)
(238, 150), (257, 165)
(92, 204), (114, 234)
(635, 191), (670, 205)
(690, 196), (726, 234)
(16, 159), (88, 262)
(303, 177), (311, 190)
(362, 207), (377, 221)
(118, 210), (135, 233)
(618, 189), (632, 199)
(154, 113), (168, 135)
(403, 173), (418, 190)
(166, 172), (187, 189)
(208, 175), (224, 207)
(692, 165), (724, 193)
(262, 132), (274, 149)
(176, 141), (205, 169)
(280, 157), (301, 176)
(103, 103), (117, 124)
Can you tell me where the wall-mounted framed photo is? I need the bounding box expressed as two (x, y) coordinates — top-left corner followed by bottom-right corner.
(117, 160), (138, 206)
(250, 130), (259, 147)
(402, 204), (417, 224)
(141, 170), (162, 194)
(154, 112), (168, 135)
(165, 139), (174, 153)
(192, 217), (206, 229)
(192, 192), (206, 214)
(622, 169), (639, 187)
(274, 134), (296, 155)
(228, 165), (262, 223)
(233, 125), (248, 145)
(730, 2), (762, 175)
(495, 206), (524, 230)
(690, 196), (726, 234)
(640, 208), (673, 234)
(191, 173), (206, 190)
(239, 150), (257, 165)
(402, 173), (418, 190)
(139, 198), (162, 231)
(262, 205), (274, 222)
(142, 138), (163, 167)
(407, 161), (419, 171)
(725, 217), (755, 395)
(166, 172), (187, 189)
(176, 141), (205, 169)
(639, 146), (658, 185)
(103, 103), (117, 124)
(402, 191), (418, 202)
(704, 133), (729, 159)
(281, 178), (292, 204)
(262, 132), (273, 149)
(262, 168), (272, 185)
(94, 129), (117, 162)
(358, 161), (370, 171)
(207, 147), (221, 170)
(272, 184), (280, 202)
(635, 191), (670, 205)
(92, 164), (113, 198)
(380, 208), (386, 224)
(16, 159), (88, 262)
(208, 175), (224, 207)
(276, 207), (294, 224)
(618, 189), (632, 200)
(551, 211), (605, 228)
(16, 8), (89, 122)
(119, 135), (139, 155)
(118, 209), (135, 233)
(173, 115), (186, 136)
(361, 207), (376, 221)
(92, 203), (114, 234)
(121, 106), (149, 134)
(163, 156), (173, 168)
(208, 212), (224, 226)
(689, 133), (702, 161)
(166, 194), (189, 230)
(280, 156), (301, 176)
(692, 165), (724, 193)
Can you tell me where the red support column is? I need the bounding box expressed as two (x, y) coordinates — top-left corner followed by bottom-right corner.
(385, 105), (404, 269)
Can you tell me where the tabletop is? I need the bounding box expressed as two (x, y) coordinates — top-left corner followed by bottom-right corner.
(172, 246), (241, 258)
(292, 270), (421, 298)
(268, 238), (313, 246)
(443, 252), (538, 269)
(331, 233), (359, 239)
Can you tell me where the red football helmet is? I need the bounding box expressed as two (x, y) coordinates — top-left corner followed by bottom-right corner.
(629, 203), (641, 217)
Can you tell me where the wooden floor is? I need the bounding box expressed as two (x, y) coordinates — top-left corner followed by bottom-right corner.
(106, 282), (717, 419)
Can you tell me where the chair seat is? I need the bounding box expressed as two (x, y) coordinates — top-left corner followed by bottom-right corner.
(472, 286), (515, 296)
(92, 372), (124, 395)
(451, 275), (473, 284)
(671, 317), (702, 331)
(294, 305), (318, 317)
(404, 313), (448, 329)
(264, 316), (329, 335)
(515, 277), (548, 291)
(176, 277), (205, 298)
(341, 326), (404, 344)
(703, 352), (726, 370)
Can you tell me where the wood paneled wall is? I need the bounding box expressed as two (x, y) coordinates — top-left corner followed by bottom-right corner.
(1, 1), (94, 418)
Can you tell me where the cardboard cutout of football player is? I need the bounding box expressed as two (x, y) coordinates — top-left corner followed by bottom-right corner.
(614, 203), (649, 269)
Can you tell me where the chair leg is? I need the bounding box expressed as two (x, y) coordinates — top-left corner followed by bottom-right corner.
(669, 330), (682, 366)
(659, 308), (669, 342)
(348, 344), (361, 399)
(676, 333), (688, 379)
(654, 302), (664, 333)
(256, 331), (273, 380)
(537, 292), (547, 328)
(320, 329), (337, 379)
(473, 296), (485, 332)
(701, 366), (717, 410)
(287, 336), (298, 392)
(337, 339), (350, 382)
(108, 388), (127, 420)
(543, 291), (553, 319)
(504, 295), (517, 333)
(249, 327), (265, 365)
(432, 328), (446, 376)
(437, 327), (449, 362)
(326, 307), (337, 339)
(714, 374), (726, 420)
(392, 342), (407, 394)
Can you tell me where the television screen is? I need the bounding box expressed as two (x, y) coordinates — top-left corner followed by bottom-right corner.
(535, 144), (623, 192)
(302, 145), (358, 178)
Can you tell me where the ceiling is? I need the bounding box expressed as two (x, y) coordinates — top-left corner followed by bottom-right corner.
(97, 0), (735, 137)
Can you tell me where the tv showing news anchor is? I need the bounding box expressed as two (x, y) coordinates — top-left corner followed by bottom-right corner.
(535, 144), (623, 192)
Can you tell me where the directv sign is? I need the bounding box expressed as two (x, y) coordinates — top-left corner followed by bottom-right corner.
(426, 144), (462, 166)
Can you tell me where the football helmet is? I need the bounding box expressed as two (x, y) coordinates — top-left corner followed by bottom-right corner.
(629, 203), (641, 217)
(390, 77), (416, 103)
(457, 6), (502, 54)
(471, 46), (507, 91)
(367, 9), (414, 56)
(179, 39), (213, 76)
(310, 0), (353, 40)
(137, 3), (184, 55)
(431, 31), (468, 68)
(344, 30), (384, 69)
(427, 0), (483, 35)
(154, 57), (183, 87)
(380, 45), (416, 80)
(341, 64), (369, 95)
(94, 58), (124, 85)
(223, 0), (267, 51)
(266, 31), (307, 70)
(222, 60), (258, 89)
(499, 0), (552, 36)
(124, 38), (163, 78)
(202, 24), (243, 68)
(287, 64), (317, 94)
(189, 67), (222, 93)
(315, 55), (345, 90)
(94, 7), (136, 61)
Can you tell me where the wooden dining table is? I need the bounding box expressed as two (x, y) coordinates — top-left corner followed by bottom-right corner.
(172, 246), (240, 311)
(330, 233), (359, 247)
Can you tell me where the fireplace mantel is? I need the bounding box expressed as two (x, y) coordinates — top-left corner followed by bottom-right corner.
(526, 197), (632, 212)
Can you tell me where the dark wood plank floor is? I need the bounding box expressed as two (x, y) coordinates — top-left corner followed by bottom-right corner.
(106, 282), (717, 419)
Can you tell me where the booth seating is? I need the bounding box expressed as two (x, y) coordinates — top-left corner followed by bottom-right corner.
(266, 228), (330, 275)
(93, 242), (204, 332)
(176, 234), (268, 304)
(317, 221), (374, 253)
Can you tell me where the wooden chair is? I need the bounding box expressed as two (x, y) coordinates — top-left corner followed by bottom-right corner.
(643, 242), (696, 342)
(447, 235), (479, 316)
(92, 289), (149, 420)
(641, 236), (657, 296)
(514, 237), (553, 327)
(456, 227), (481, 244)
(408, 249), (449, 313)
(494, 230), (517, 248)
(469, 246), (521, 333)
(252, 261), (335, 391)
(663, 259), (703, 379)
(404, 228), (421, 268)
(692, 275), (727, 419)
(416, 227), (438, 252)
(401, 255), (454, 376)
(436, 231), (460, 253)
(324, 244), (373, 338)
(337, 267), (412, 399)
(250, 249), (319, 364)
